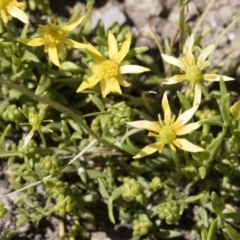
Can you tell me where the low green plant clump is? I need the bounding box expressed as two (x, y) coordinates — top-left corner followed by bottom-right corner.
(1, 0), (240, 239)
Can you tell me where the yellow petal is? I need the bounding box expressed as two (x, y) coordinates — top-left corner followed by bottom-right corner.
(57, 42), (66, 59)
(174, 106), (198, 126)
(108, 31), (118, 62)
(109, 77), (122, 94)
(169, 143), (177, 153)
(117, 75), (131, 87)
(82, 36), (104, 63)
(62, 38), (88, 49)
(176, 122), (201, 135)
(197, 44), (215, 69)
(184, 34), (195, 66)
(61, 15), (85, 31)
(203, 74), (234, 82)
(117, 34), (131, 63)
(7, 6), (29, 24)
(48, 46), (60, 67)
(37, 25), (48, 36)
(1, 9), (8, 23)
(173, 138), (204, 152)
(162, 75), (187, 85)
(23, 129), (34, 148)
(162, 92), (172, 126)
(230, 100), (240, 120)
(18, 37), (45, 46)
(161, 54), (186, 71)
(100, 78), (110, 98)
(127, 120), (161, 133)
(133, 142), (163, 158)
(77, 75), (102, 92)
(120, 65), (150, 74)
(193, 84), (202, 107)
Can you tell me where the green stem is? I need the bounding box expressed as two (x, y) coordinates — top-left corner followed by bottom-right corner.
(172, 151), (180, 170)
(0, 151), (23, 157)
(38, 129), (46, 148)
(178, 0), (185, 52)
(0, 79), (120, 151)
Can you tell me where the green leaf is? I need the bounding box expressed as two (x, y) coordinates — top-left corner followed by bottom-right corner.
(108, 198), (115, 224)
(70, 131), (82, 141)
(35, 163), (44, 179)
(35, 76), (51, 95)
(199, 166), (206, 179)
(164, 185), (184, 200)
(9, 89), (22, 99)
(199, 207), (209, 227)
(8, 179), (22, 190)
(200, 224), (208, 240)
(185, 192), (205, 203)
(86, 169), (106, 179)
(81, 193), (99, 202)
(94, 36), (108, 47)
(60, 61), (82, 71)
(111, 187), (122, 201)
(207, 218), (219, 240)
(199, 116), (224, 127)
(158, 229), (182, 238)
(88, 94), (105, 112)
(206, 133), (224, 163)
(98, 178), (110, 199)
(0, 100), (9, 115)
(177, 91), (191, 110)
(221, 209), (240, 223)
(211, 192), (225, 215)
(127, 47), (149, 59)
(16, 215), (29, 227)
(2, 230), (17, 239)
(31, 214), (45, 228)
(61, 120), (71, 139)
(61, 164), (78, 173)
(219, 77), (230, 124)
(22, 50), (39, 62)
(223, 224), (240, 240)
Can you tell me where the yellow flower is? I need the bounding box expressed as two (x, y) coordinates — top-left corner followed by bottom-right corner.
(161, 34), (234, 102)
(0, 0), (29, 24)
(127, 92), (204, 158)
(18, 16), (88, 67)
(77, 31), (150, 98)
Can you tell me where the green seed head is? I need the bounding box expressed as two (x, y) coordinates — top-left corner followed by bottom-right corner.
(159, 126), (176, 144)
(186, 66), (203, 83)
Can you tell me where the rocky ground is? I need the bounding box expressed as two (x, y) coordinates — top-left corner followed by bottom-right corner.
(1, 0), (240, 239)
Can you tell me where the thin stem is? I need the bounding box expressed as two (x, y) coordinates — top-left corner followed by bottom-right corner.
(59, 218), (65, 239)
(178, 0), (185, 52)
(0, 138), (98, 200)
(172, 151), (180, 170)
(38, 129), (47, 148)
(66, 138), (97, 166)
(0, 79), (120, 151)
(0, 151), (23, 157)
(193, 0), (215, 35)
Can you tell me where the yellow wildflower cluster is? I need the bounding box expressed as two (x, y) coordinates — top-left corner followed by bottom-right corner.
(0, 0), (28, 24)
(127, 34), (234, 158)
(8, 4), (233, 158)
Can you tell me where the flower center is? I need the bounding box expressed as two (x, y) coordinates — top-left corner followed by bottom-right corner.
(29, 113), (43, 131)
(42, 23), (65, 44)
(0, 0), (10, 8)
(159, 126), (176, 144)
(98, 60), (120, 78)
(186, 66), (203, 83)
